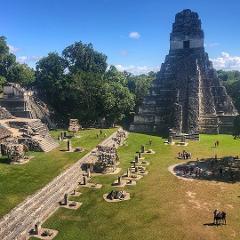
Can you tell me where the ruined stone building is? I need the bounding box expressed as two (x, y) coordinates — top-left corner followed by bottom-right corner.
(0, 84), (59, 156)
(130, 9), (238, 134)
(0, 83), (55, 129)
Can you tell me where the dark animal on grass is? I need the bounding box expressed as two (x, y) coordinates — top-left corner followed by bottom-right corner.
(213, 210), (226, 225)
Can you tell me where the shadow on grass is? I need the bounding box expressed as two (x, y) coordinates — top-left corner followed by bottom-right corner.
(0, 156), (10, 164)
(173, 156), (240, 183)
(203, 222), (227, 227)
(128, 129), (168, 138)
(203, 223), (216, 226)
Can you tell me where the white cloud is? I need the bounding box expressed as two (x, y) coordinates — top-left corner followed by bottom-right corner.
(129, 32), (141, 39)
(17, 55), (42, 64)
(115, 64), (159, 75)
(211, 52), (240, 71)
(7, 44), (20, 54)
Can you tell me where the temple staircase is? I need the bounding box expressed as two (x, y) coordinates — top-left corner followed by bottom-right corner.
(199, 115), (219, 134)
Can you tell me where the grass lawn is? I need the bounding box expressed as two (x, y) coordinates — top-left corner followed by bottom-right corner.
(0, 128), (116, 217)
(36, 133), (240, 240)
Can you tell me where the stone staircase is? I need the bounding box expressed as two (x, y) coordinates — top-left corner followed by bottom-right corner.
(199, 115), (219, 134)
(27, 120), (49, 136)
(19, 119), (59, 152)
(33, 135), (59, 152)
(26, 96), (56, 129)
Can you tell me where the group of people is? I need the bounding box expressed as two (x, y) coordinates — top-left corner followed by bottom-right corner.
(112, 129), (127, 145)
(177, 150), (192, 160)
(97, 145), (116, 154)
(214, 140), (220, 148)
(176, 165), (202, 177)
(96, 129), (107, 138)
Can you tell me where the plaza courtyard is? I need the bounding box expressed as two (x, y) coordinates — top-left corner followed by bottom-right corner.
(29, 132), (240, 240)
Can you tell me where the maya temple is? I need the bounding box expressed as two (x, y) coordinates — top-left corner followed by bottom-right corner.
(130, 9), (238, 135)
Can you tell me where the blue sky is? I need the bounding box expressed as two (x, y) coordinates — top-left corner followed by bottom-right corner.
(1, 0), (240, 74)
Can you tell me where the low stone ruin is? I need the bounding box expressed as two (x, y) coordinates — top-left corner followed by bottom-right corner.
(1, 142), (28, 164)
(139, 144), (155, 154)
(0, 106), (14, 120)
(133, 154), (149, 166)
(29, 221), (58, 240)
(0, 118), (59, 154)
(112, 176), (126, 187)
(94, 145), (119, 174)
(0, 125), (12, 142)
(70, 189), (81, 197)
(64, 139), (84, 153)
(68, 119), (81, 132)
(103, 190), (130, 202)
(59, 193), (82, 210)
(80, 175), (102, 189)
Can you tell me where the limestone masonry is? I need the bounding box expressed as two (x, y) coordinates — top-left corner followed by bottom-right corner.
(130, 9), (238, 134)
(0, 83), (55, 129)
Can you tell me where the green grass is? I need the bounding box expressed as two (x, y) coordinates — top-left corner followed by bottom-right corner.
(0, 128), (116, 217)
(36, 133), (240, 240)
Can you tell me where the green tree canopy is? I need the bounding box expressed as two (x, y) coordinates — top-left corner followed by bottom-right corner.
(35, 41), (155, 126)
(101, 81), (135, 125)
(0, 36), (16, 78)
(7, 63), (35, 86)
(36, 52), (68, 109)
(127, 71), (156, 110)
(0, 36), (36, 88)
(62, 41), (107, 74)
(219, 70), (240, 113)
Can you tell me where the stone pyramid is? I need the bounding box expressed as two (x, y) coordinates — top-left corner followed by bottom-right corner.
(130, 9), (238, 134)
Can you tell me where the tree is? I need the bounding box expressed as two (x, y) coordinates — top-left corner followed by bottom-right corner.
(104, 65), (128, 86)
(101, 81), (135, 125)
(35, 41), (155, 127)
(7, 63), (35, 86)
(0, 76), (6, 92)
(0, 36), (16, 80)
(69, 71), (105, 123)
(62, 41), (107, 74)
(218, 70), (240, 82)
(36, 52), (68, 110)
(127, 72), (156, 110)
(0, 36), (36, 88)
